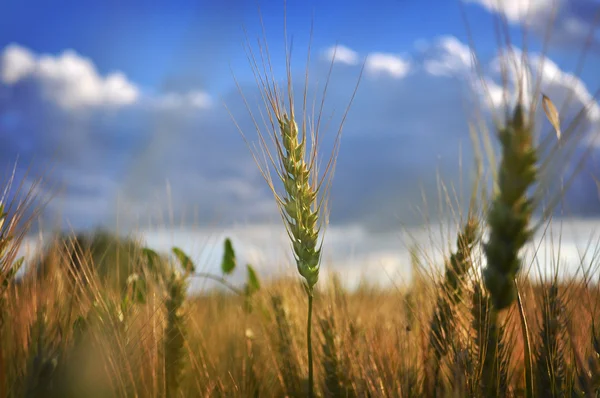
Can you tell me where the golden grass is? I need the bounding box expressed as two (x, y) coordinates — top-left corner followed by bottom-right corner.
(5, 246), (600, 398)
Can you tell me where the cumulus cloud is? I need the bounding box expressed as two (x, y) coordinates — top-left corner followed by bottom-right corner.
(365, 53), (411, 78)
(0, 44), (214, 113)
(69, 219), (600, 290)
(485, 48), (600, 122)
(1, 37), (599, 237)
(462, 0), (550, 23)
(327, 36), (600, 230)
(1, 44), (139, 109)
(462, 0), (600, 48)
(323, 44), (360, 65)
(0, 44), (229, 231)
(0, 45), (35, 84)
(422, 36), (474, 77)
(418, 36), (600, 137)
(323, 45), (411, 79)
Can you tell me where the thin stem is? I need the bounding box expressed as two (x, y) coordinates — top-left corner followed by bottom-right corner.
(191, 272), (245, 296)
(516, 280), (534, 398)
(307, 288), (314, 398)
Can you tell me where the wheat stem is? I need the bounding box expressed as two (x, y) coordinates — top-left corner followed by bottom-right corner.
(516, 281), (534, 398)
(307, 290), (314, 397)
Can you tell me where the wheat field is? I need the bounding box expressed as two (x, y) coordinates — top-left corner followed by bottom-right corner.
(3, 1), (600, 397)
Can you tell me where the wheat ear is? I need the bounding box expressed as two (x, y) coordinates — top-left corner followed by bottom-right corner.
(228, 10), (362, 396)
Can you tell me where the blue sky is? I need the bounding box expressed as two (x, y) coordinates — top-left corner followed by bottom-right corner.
(0, 0), (505, 93)
(3, 0), (600, 286)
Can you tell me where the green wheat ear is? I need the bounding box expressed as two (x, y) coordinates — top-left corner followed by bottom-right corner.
(483, 102), (537, 310)
(228, 26), (361, 295)
(228, 11), (362, 395)
(278, 114), (322, 290)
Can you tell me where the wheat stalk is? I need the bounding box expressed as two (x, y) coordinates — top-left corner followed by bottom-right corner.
(228, 7), (362, 396)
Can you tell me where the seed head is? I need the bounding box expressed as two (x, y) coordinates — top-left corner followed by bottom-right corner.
(278, 114), (322, 290)
(483, 103), (537, 310)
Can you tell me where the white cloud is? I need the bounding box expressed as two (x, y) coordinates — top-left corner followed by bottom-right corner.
(323, 44), (360, 65)
(323, 45), (411, 79)
(188, 91), (212, 108)
(1, 44), (214, 112)
(3, 37), (599, 240)
(480, 47), (600, 124)
(476, 77), (506, 110)
(17, 217), (600, 292)
(462, 0), (554, 23)
(0, 44), (35, 84)
(19, 217), (593, 291)
(423, 36), (474, 77)
(417, 37), (600, 135)
(532, 55), (600, 123)
(1, 44), (139, 109)
(461, 0), (599, 50)
(365, 53), (411, 78)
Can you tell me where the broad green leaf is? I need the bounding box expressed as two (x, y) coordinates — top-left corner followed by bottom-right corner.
(171, 247), (195, 274)
(246, 264), (260, 295)
(221, 238), (236, 275)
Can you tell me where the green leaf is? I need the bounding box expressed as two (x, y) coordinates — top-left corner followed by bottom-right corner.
(171, 247), (195, 274)
(246, 264), (260, 295)
(221, 238), (236, 275)
(143, 248), (160, 269)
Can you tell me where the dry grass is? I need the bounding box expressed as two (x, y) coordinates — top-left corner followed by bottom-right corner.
(4, 246), (600, 398)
